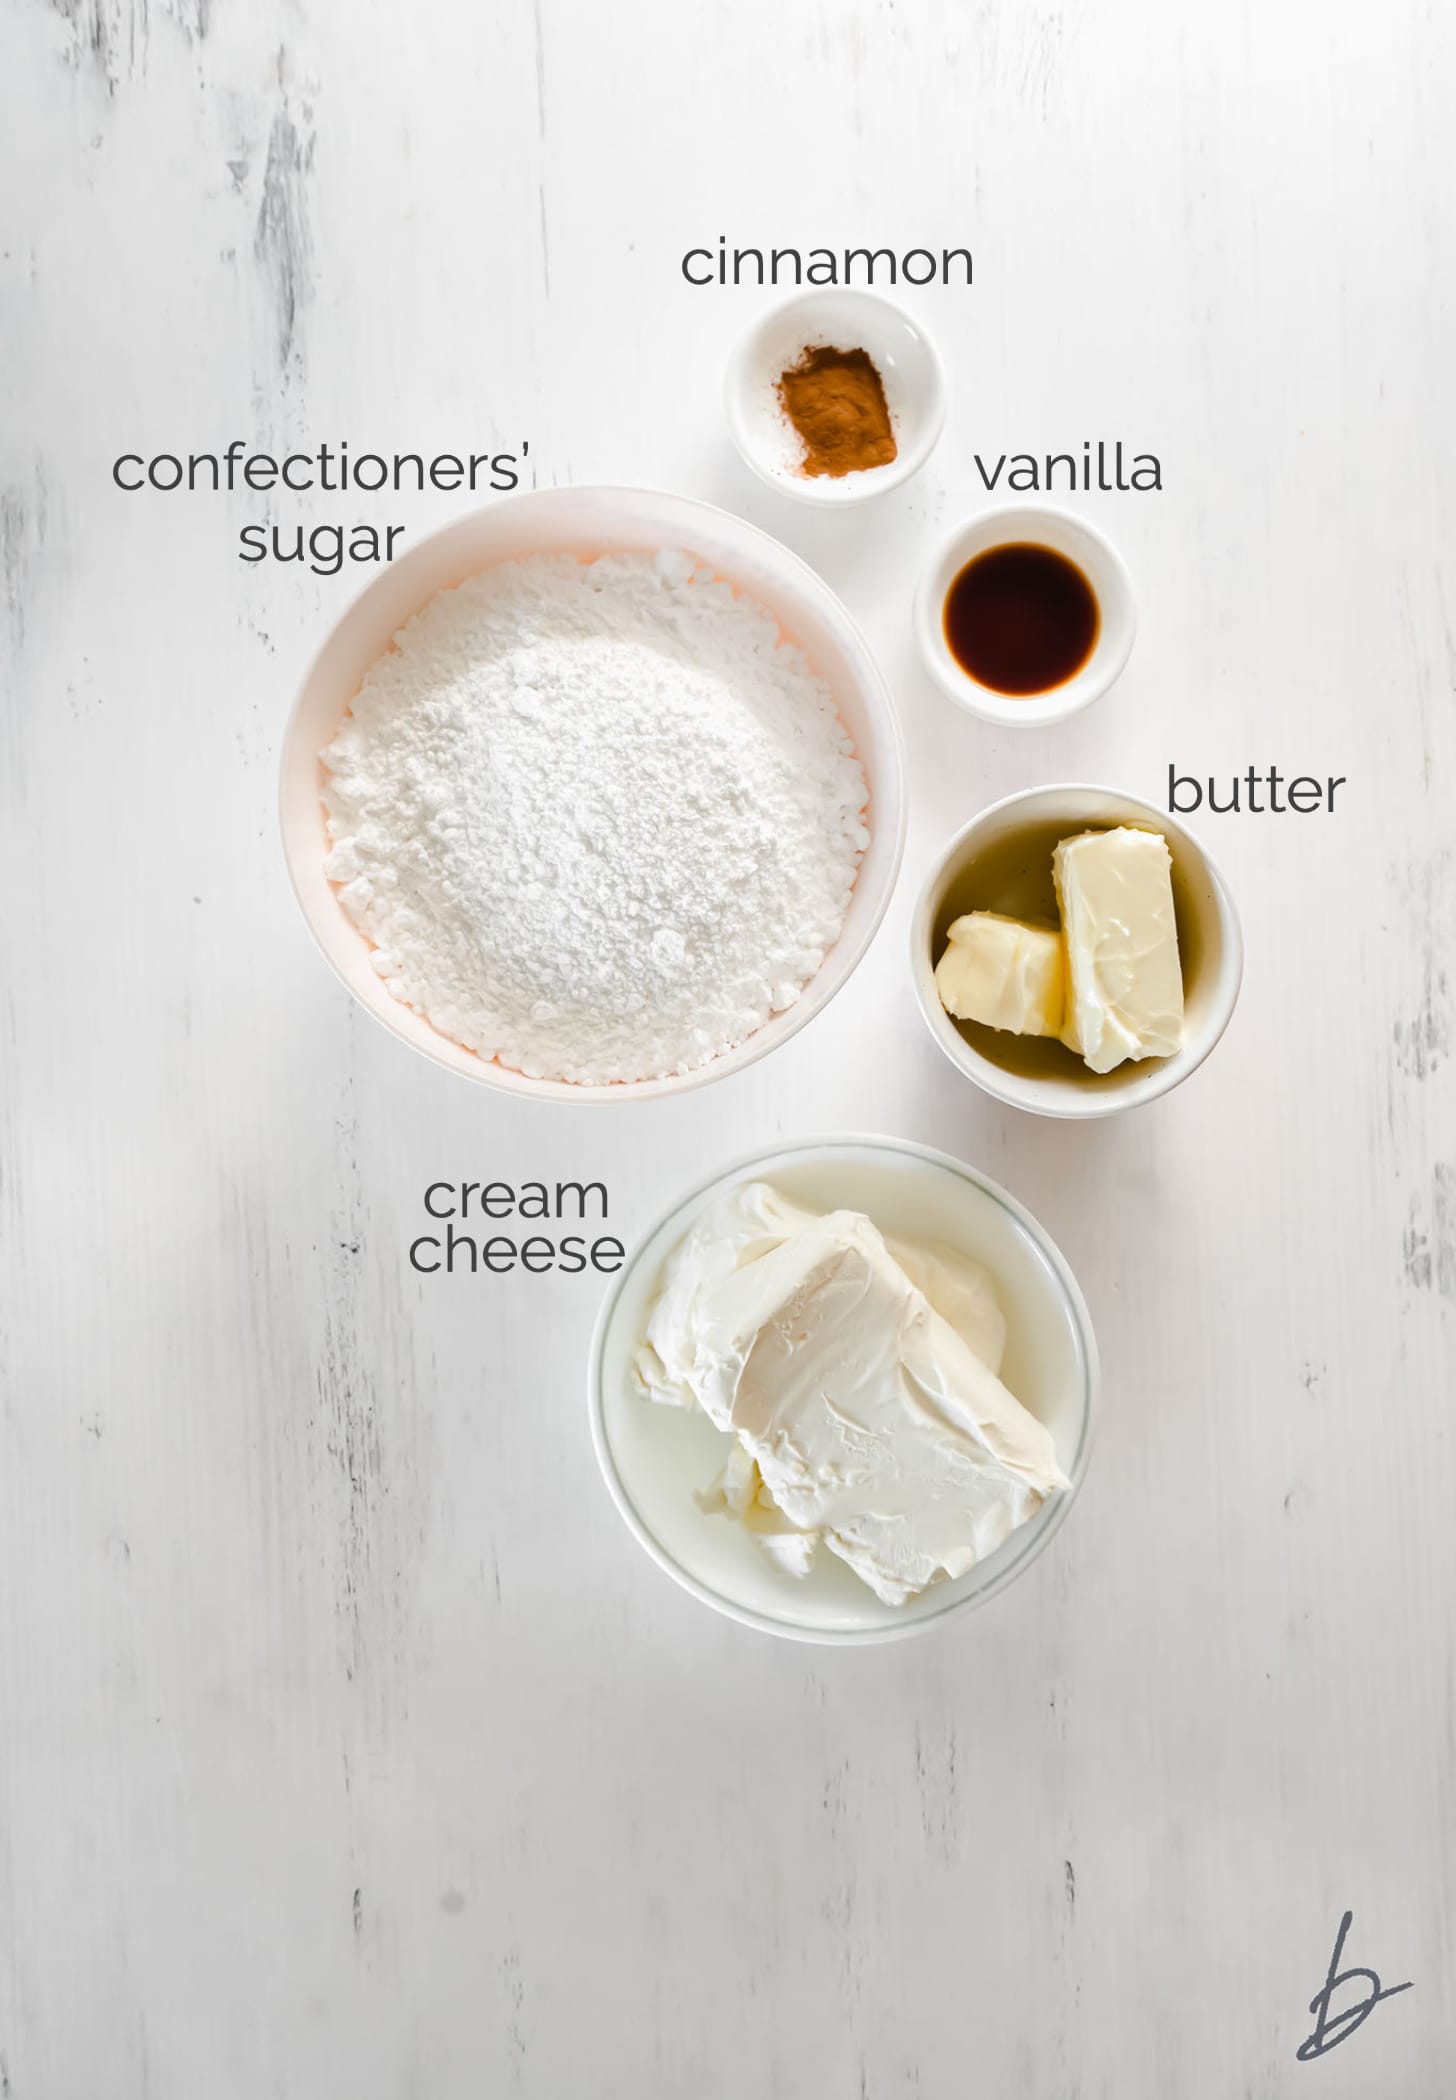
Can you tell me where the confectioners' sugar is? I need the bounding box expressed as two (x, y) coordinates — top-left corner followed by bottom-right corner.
(321, 549), (868, 1084)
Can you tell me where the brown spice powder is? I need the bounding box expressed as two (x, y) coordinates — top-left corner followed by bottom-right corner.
(775, 344), (898, 479)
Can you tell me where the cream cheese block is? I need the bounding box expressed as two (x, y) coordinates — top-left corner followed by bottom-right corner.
(634, 1181), (1067, 1605)
(1053, 826), (1184, 1073)
(935, 910), (1066, 1037)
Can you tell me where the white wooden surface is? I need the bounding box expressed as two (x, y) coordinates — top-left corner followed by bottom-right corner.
(3, 2), (1454, 2093)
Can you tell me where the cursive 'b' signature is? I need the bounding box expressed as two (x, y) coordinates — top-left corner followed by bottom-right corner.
(1296, 1910), (1413, 2061)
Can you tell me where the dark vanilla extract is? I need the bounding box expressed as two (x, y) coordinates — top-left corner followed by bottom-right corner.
(943, 543), (1099, 695)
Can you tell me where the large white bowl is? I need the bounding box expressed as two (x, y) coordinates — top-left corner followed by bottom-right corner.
(589, 1136), (1097, 1644)
(280, 487), (906, 1101)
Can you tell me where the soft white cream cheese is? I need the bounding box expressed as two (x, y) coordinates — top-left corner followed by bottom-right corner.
(634, 1182), (1068, 1605)
(1053, 826), (1184, 1073)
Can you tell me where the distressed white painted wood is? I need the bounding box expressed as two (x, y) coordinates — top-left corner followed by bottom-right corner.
(2, 1), (1454, 2092)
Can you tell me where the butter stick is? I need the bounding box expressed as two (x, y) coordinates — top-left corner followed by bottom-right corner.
(935, 911), (1066, 1037)
(1053, 827), (1183, 1073)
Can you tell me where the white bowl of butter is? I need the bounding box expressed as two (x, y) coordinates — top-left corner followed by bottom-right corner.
(589, 1136), (1096, 1644)
(912, 784), (1243, 1118)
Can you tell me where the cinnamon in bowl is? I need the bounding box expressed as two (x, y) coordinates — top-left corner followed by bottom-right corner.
(776, 345), (897, 478)
(724, 288), (947, 506)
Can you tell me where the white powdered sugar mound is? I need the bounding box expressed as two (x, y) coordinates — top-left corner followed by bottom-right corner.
(321, 549), (869, 1084)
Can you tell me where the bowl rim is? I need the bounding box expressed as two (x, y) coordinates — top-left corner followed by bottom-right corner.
(724, 287), (949, 507)
(587, 1131), (1099, 1645)
(910, 782), (1245, 1120)
(278, 484), (908, 1104)
(913, 502), (1137, 726)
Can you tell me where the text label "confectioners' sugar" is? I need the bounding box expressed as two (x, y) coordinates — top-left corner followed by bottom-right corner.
(109, 439), (532, 575)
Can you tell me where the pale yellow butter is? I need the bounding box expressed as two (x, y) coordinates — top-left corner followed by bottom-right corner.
(1053, 827), (1184, 1073)
(934, 911), (1066, 1037)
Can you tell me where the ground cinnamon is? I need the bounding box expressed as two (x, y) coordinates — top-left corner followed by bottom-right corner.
(776, 344), (897, 478)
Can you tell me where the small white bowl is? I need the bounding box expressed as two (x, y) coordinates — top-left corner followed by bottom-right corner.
(280, 486), (906, 1103)
(914, 504), (1136, 726)
(725, 289), (947, 505)
(589, 1135), (1097, 1644)
(911, 784), (1243, 1119)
